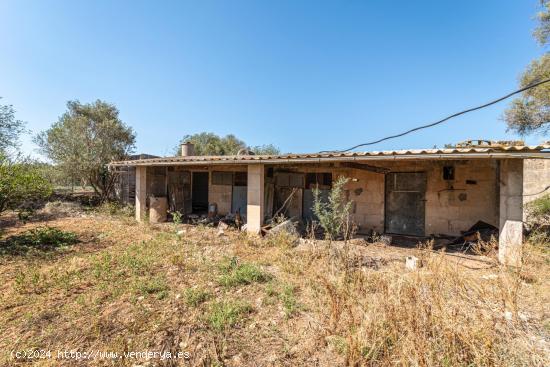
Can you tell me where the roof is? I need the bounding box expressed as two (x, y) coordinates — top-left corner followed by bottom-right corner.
(109, 145), (550, 167)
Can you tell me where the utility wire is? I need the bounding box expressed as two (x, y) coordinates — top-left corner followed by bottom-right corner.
(321, 77), (550, 153)
(523, 185), (550, 197)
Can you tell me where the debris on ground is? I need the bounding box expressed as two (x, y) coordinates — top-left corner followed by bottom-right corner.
(449, 221), (499, 249)
(43, 201), (83, 217)
(379, 235), (392, 246)
(405, 256), (422, 270)
(265, 219), (298, 237)
(348, 255), (387, 270)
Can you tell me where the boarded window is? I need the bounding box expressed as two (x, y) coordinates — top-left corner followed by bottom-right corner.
(305, 172), (332, 189)
(212, 171), (233, 185)
(234, 172), (247, 186)
(147, 167), (166, 197)
(275, 172), (304, 188)
(443, 166), (455, 180)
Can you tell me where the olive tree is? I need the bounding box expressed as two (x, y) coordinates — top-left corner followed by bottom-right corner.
(504, 1), (550, 135)
(36, 100), (135, 202)
(175, 132), (281, 156)
(0, 98), (26, 154)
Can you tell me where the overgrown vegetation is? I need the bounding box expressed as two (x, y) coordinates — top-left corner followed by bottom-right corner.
(312, 176), (353, 240)
(0, 206), (548, 366)
(528, 193), (550, 217)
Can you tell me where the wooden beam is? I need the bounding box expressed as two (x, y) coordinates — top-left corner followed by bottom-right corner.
(340, 162), (389, 174)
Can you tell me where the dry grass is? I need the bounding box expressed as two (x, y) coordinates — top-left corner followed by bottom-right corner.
(0, 208), (548, 366)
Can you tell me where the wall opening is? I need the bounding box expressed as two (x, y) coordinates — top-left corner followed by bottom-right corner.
(192, 172), (209, 213)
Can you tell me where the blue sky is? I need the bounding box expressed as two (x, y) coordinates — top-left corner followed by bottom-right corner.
(0, 0), (547, 157)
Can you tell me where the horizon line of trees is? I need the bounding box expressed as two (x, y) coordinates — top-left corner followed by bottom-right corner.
(0, 98), (283, 211)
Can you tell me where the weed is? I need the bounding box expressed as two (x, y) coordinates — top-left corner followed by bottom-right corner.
(207, 300), (252, 331)
(91, 252), (113, 280)
(14, 267), (44, 294)
(96, 202), (134, 217)
(265, 282), (278, 297)
(171, 210), (183, 228)
(218, 257), (271, 287)
(184, 288), (210, 307)
(279, 284), (299, 318)
(312, 176), (353, 240)
(527, 194), (550, 217)
(135, 277), (169, 300)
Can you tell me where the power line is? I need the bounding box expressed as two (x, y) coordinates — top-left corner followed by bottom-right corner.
(523, 185), (550, 197)
(321, 77), (550, 153)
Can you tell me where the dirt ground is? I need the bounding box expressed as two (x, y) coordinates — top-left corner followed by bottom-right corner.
(0, 207), (549, 366)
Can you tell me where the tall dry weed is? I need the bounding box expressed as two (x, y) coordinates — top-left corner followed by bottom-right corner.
(317, 247), (548, 366)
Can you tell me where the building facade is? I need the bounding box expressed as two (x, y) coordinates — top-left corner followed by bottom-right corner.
(110, 143), (550, 266)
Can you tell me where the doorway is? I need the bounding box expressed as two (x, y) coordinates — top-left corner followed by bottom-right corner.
(192, 172), (209, 213)
(167, 169), (191, 214)
(385, 172), (427, 236)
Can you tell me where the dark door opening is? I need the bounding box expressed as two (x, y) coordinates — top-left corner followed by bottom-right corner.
(385, 172), (427, 236)
(192, 172), (209, 213)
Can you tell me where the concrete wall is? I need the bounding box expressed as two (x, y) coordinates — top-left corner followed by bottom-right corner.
(290, 159), (499, 236)
(523, 158), (550, 207)
(207, 166), (247, 216)
(499, 159), (524, 266)
(134, 159), (503, 236)
(247, 164), (264, 233)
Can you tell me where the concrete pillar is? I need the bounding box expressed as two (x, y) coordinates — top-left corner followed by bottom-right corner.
(247, 164), (264, 234)
(135, 166), (147, 222)
(499, 159), (524, 267)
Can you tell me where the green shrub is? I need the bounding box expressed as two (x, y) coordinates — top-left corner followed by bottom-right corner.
(312, 176), (353, 240)
(0, 226), (78, 256)
(207, 300), (252, 331)
(218, 257), (271, 287)
(0, 154), (53, 215)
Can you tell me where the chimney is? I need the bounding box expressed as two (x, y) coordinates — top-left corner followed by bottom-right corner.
(181, 142), (195, 156)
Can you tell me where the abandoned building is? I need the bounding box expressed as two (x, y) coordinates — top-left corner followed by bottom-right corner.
(114, 153), (159, 205)
(109, 141), (550, 266)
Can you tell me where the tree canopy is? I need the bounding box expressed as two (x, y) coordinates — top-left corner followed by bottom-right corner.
(0, 98), (26, 154)
(504, 1), (550, 135)
(175, 132), (281, 156)
(35, 100), (135, 201)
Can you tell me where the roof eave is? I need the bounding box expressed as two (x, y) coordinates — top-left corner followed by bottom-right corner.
(108, 151), (550, 168)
